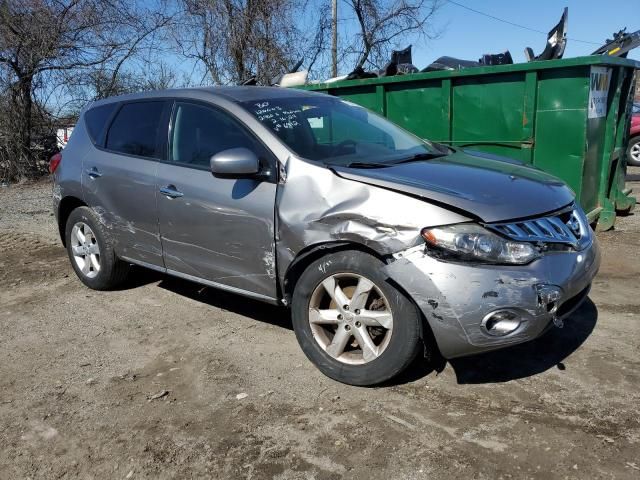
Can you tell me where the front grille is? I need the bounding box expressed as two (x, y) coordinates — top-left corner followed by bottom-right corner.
(486, 205), (591, 250)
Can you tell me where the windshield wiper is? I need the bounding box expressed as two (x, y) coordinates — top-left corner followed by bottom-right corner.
(342, 162), (395, 169)
(334, 152), (446, 169)
(391, 152), (447, 164)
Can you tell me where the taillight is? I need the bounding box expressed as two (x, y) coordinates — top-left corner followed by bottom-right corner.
(49, 152), (62, 173)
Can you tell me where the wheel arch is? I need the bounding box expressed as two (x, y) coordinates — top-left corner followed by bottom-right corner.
(57, 196), (87, 246)
(281, 241), (385, 305)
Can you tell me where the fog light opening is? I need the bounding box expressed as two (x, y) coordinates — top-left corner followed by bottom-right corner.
(481, 309), (522, 336)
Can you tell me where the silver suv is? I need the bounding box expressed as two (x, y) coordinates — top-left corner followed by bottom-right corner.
(52, 87), (600, 386)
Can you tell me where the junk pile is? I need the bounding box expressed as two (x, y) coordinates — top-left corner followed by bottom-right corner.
(248, 7), (639, 88)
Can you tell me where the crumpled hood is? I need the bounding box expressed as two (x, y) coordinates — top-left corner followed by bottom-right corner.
(332, 150), (575, 223)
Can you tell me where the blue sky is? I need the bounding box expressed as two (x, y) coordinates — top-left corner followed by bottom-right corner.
(47, 0), (640, 113)
(160, 0), (639, 82)
(405, 0), (640, 68)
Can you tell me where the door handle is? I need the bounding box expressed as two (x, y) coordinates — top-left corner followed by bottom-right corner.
(160, 185), (184, 199)
(86, 167), (102, 179)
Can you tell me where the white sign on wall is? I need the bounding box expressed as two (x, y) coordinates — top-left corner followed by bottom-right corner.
(588, 66), (612, 119)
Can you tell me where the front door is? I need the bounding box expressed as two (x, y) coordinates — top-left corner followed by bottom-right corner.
(156, 101), (278, 300)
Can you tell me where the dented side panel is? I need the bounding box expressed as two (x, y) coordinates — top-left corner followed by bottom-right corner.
(275, 156), (471, 284)
(156, 161), (278, 300)
(81, 147), (164, 266)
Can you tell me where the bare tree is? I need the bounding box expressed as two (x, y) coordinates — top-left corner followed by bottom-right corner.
(302, 5), (333, 79)
(0, 0), (175, 180)
(88, 60), (179, 100)
(0, 0), (443, 181)
(176, 0), (323, 85)
(344, 0), (442, 70)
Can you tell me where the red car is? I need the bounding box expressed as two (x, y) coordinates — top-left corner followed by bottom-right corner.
(629, 103), (640, 167)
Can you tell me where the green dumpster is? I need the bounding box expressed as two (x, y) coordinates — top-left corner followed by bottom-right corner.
(300, 56), (639, 229)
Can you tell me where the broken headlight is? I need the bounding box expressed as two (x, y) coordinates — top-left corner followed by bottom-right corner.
(421, 224), (539, 265)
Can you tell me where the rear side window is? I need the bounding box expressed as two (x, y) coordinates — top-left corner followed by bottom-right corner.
(84, 103), (117, 144)
(106, 101), (165, 158)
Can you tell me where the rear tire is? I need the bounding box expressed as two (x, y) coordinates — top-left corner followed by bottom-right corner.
(65, 206), (129, 290)
(291, 250), (422, 386)
(627, 136), (640, 167)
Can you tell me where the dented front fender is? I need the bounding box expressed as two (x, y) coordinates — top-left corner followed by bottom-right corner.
(275, 156), (470, 287)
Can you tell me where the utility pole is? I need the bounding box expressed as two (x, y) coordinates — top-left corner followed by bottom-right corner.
(332, 0), (337, 77)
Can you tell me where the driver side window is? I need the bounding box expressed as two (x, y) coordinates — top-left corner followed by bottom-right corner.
(170, 102), (262, 168)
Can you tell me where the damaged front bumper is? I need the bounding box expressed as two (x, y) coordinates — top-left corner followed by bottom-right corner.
(385, 238), (600, 359)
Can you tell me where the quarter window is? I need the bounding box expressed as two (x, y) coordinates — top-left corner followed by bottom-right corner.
(85, 103), (117, 145)
(170, 102), (261, 168)
(106, 102), (165, 158)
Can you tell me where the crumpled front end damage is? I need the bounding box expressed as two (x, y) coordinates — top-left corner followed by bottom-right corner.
(276, 156), (600, 359)
(275, 156), (470, 276)
(386, 241), (600, 358)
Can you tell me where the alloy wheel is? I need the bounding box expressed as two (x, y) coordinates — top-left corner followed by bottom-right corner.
(70, 222), (101, 278)
(630, 142), (640, 163)
(308, 273), (393, 365)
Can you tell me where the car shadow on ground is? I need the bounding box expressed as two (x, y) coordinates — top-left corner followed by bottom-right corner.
(122, 267), (597, 386)
(448, 299), (598, 384)
(156, 274), (293, 330)
(394, 299), (598, 386)
(114, 265), (166, 290)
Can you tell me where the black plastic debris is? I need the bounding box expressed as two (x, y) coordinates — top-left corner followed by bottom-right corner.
(524, 7), (568, 62)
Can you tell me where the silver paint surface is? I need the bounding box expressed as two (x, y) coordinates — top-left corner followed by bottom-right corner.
(156, 162), (278, 299)
(332, 150), (575, 223)
(53, 86), (601, 359)
(275, 155), (469, 279)
(81, 141), (163, 266)
(385, 239), (600, 358)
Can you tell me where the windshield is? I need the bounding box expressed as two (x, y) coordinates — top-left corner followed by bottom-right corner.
(241, 96), (439, 166)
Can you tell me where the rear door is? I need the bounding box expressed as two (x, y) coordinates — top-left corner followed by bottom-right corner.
(82, 100), (170, 267)
(156, 100), (278, 300)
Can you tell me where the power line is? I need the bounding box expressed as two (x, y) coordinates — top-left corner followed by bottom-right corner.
(446, 0), (601, 46)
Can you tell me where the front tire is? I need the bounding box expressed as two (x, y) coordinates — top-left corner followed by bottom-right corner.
(628, 136), (640, 167)
(291, 250), (422, 386)
(65, 206), (129, 290)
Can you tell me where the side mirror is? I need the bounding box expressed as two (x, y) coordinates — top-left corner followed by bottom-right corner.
(210, 148), (260, 178)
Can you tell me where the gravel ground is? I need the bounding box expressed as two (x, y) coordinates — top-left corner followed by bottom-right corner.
(0, 170), (639, 479)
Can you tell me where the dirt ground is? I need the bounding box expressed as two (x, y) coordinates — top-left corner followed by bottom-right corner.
(1, 170), (639, 480)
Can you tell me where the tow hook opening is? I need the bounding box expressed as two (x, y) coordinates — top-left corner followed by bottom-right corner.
(481, 309), (522, 336)
(536, 284), (564, 327)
